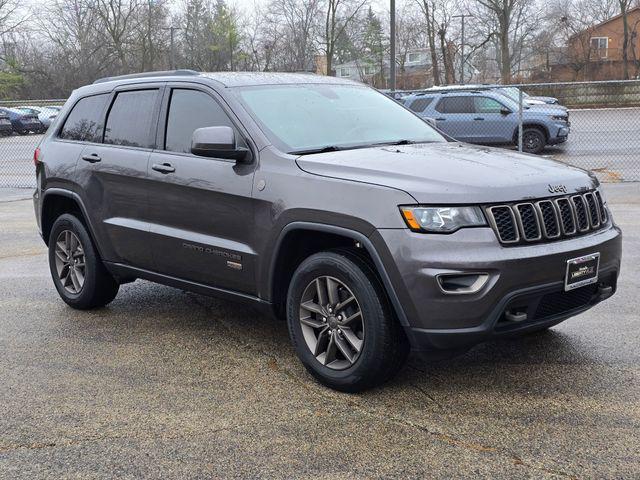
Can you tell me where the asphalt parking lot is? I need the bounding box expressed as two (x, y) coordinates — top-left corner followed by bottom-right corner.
(0, 184), (638, 478)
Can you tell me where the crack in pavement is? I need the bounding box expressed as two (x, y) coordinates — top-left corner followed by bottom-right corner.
(0, 418), (305, 455)
(184, 292), (580, 479)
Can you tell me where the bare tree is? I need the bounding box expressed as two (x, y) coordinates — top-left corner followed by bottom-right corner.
(324, 0), (366, 75)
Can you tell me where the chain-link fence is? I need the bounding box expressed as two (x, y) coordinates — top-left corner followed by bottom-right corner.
(1, 81), (639, 189)
(0, 99), (66, 188)
(398, 79), (640, 183)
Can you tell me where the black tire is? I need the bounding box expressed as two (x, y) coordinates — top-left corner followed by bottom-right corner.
(48, 213), (119, 309)
(522, 128), (546, 154)
(286, 249), (409, 392)
(16, 129), (28, 136)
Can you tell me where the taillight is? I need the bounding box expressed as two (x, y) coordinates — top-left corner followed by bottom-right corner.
(34, 147), (41, 167)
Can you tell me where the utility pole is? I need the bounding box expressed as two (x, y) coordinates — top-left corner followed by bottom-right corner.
(390, 0), (396, 90)
(453, 14), (472, 85)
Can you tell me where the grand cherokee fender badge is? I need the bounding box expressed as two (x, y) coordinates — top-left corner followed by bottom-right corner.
(548, 183), (567, 194)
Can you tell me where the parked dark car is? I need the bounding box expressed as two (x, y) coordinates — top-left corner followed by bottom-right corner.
(33, 71), (621, 392)
(0, 107), (43, 134)
(0, 111), (12, 135)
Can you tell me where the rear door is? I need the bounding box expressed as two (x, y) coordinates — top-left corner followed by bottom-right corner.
(75, 84), (163, 269)
(433, 96), (476, 142)
(145, 85), (257, 294)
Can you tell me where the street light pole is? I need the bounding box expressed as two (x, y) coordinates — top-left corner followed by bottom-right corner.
(162, 26), (181, 70)
(390, 0), (396, 90)
(453, 14), (471, 85)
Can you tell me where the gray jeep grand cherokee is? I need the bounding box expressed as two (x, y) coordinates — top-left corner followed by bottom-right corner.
(33, 71), (622, 392)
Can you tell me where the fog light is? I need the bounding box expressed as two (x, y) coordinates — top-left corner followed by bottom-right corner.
(437, 273), (489, 295)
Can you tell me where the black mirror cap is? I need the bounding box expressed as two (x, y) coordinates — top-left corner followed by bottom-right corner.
(500, 107), (512, 115)
(191, 126), (251, 162)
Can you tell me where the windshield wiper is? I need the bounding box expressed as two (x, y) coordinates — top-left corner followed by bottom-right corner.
(290, 145), (342, 155)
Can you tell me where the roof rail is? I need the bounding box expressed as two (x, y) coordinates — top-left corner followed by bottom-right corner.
(93, 69), (200, 84)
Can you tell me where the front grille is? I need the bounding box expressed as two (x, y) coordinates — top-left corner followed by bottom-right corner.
(486, 190), (608, 245)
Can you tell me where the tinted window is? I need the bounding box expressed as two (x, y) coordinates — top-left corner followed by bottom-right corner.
(165, 89), (243, 154)
(104, 90), (158, 148)
(474, 97), (504, 114)
(59, 94), (109, 142)
(409, 97), (434, 113)
(435, 96), (474, 114)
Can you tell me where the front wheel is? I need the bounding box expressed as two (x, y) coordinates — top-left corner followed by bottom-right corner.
(522, 128), (546, 154)
(286, 250), (408, 392)
(48, 214), (119, 309)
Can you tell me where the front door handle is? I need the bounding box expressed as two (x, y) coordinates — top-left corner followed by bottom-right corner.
(473, 117), (485, 121)
(81, 153), (101, 163)
(152, 163), (175, 174)
(435, 117), (446, 121)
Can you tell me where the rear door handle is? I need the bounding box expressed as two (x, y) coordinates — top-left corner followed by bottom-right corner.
(152, 163), (175, 174)
(436, 117), (446, 121)
(81, 153), (101, 163)
(474, 117), (485, 121)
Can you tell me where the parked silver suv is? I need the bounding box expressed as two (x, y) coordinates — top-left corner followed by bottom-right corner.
(34, 71), (621, 391)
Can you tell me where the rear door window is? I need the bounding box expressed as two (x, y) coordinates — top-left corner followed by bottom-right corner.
(435, 96), (474, 114)
(408, 97), (434, 113)
(59, 94), (109, 142)
(164, 88), (245, 154)
(104, 89), (159, 148)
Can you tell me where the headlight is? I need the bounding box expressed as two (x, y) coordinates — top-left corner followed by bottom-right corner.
(400, 206), (487, 233)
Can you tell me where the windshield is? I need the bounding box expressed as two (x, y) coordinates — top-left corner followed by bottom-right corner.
(234, 83), (446, 154)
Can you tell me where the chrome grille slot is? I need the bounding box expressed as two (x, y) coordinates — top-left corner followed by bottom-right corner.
(488, 206), (518, 243)
(514, 203), (541, 241)
(584, 192), (600, 228)
(555, 198), (576, 235)
(536, 200), (560, 238)
(594, 191), (608, 224)
(571, 195), (590, 232)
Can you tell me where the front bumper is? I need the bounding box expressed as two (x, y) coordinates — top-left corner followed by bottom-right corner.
(371, 224), (622, 351)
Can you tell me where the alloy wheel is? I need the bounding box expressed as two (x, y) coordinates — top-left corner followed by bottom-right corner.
(53, 230), (86, 294)
(298, 276), (364, 370)
(523, 132), (542, 152)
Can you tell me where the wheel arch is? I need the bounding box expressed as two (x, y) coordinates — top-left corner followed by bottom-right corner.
(41, 189), (103, 257)
(268, 222), (410, 327)
(513, 123), (549, 144)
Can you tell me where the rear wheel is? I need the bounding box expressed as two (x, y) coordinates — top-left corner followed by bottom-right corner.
(48, 214), (119, 309)
(286, 250), (408, 392)
(522, 128), (546, 154)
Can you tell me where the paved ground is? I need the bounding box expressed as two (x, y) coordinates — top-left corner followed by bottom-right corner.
(0, 184), (638, 479)
(1, 107), (640, 188)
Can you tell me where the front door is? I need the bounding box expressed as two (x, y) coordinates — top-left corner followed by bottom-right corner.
(472, 96), (515, 144)
(146, 86), (257, 294)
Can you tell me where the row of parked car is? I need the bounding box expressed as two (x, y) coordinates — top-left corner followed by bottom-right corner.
(0, 105), (62, 136)
(386, 85), (569, 154)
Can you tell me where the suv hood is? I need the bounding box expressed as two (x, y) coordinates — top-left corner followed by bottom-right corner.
(295, 142), (597, 204)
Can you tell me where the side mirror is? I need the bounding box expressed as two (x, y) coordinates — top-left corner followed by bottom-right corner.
(191, 126), (250, 162)
(500, 107), (512, 115)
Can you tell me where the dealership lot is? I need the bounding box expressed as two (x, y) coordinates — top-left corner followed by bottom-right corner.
(0, 184), (638, 478)
(1, 107), (640, 189)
